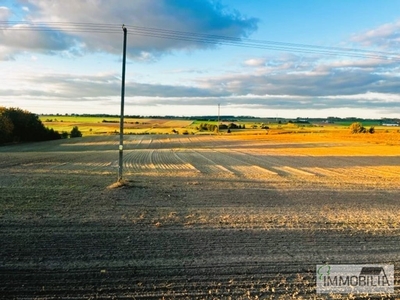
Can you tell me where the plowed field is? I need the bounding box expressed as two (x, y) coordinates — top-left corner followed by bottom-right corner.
(1, 134), (399, 299)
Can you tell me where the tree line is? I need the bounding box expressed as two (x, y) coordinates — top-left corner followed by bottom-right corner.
(0, 107), (81, 145)
(195, 123), (246, 132)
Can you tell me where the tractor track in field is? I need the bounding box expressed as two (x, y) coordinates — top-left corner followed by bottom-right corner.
(1, 220), (399, 298)
(1, 134), (400, 298)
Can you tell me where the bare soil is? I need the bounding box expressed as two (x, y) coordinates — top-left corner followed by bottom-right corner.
(0, 134), (399, 299)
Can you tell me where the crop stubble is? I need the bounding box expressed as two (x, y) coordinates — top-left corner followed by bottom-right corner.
(0, 134), (399, 298)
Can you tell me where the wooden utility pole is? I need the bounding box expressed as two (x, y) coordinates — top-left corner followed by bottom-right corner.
(118, 25), (127, 182)
(217, 103), (220, 134)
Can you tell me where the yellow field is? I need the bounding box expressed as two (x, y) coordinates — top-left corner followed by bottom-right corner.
(40, 116), (400, 151)
(1, 130), (400, 297)
(228, 129), (400, 146)
(41, 116), (194, 135)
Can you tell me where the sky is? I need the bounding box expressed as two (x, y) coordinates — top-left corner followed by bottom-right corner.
(1, 0), (400, 118)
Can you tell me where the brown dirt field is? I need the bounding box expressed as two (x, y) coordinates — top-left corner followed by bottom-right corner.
(0, 134), (399, 299)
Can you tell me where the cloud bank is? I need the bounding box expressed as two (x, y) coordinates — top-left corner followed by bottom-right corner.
(2, 1), (400, 117)
(1, 0), (258, 60)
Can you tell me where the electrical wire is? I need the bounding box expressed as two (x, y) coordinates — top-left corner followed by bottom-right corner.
(1, 21), (399, 61)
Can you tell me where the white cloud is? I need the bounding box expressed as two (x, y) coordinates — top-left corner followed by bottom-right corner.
(351, 20), (400, 50)
(3, 64), (400, 115)
(0, 23), (76, 52)
(2, 4), (400, 117)
(0, 6), (10, 21)
(0, 0), (258, 60)
(243, 58), (266, 67)
(322, 92), (400, 102)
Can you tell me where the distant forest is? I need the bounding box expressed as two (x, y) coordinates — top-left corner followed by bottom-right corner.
(44, 113), (244, 122)
(0, 107), (62, 144)
(43, 113), (399, 123)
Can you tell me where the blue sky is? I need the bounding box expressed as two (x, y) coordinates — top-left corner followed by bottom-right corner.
(1, 0), (400, 118)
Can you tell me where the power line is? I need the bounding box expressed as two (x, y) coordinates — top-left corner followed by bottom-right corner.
(126, 24), (398, 58)
(1, 21), (399, 61)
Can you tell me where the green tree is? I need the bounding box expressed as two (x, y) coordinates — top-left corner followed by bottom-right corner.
(0, 113), (14, 144)
(2, 107), (43, 141)
(70, 126), (82, 138)
(0, 107), (61, 143)
(228, 123), (239, 129)
(349, 122), (366, 134)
